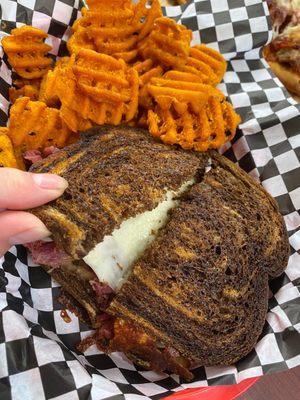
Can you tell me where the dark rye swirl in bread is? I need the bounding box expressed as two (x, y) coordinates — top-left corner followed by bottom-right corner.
(27, 125), (289, 380)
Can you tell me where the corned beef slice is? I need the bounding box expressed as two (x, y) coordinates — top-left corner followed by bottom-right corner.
(23, 146), (60, 165)
(25, 241), (72, 268)
(26, 241), (114, 309)
(23, 150), (43, 164)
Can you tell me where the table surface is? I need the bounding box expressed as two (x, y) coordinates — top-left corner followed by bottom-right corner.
(238, 366), (300, 400)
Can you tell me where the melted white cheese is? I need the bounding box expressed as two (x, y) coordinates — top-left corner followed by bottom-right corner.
(83, 180), (194, 290)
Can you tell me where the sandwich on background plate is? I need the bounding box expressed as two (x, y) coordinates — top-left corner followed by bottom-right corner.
(265, 0), (300, 98)
(27, 125), (289, 380)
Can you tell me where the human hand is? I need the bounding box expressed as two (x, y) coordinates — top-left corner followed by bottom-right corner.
(0, 168), (68, 257)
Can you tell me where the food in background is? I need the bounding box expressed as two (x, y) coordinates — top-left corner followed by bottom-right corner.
(267, 0), (300, 35)
(264, 26), (300, 97)
(264, 0), (300, 98)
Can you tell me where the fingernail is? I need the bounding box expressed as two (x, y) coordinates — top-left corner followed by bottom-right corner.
(9, 226), (51, 245)
(32, 174), (68, 191)
(41, 236), (53, 242)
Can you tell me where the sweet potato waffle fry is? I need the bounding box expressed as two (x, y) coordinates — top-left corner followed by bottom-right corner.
(8, 97), (71, 153)
(148, 95), (240, 151)
(40, 58), (102, 131)
(40, 50), (139, 130)
(147, 76), (217, 111)
(73, 49), (138, 122)
(147, 75), (240, 151)
(68, 0), (161, 63)
(71, 4), (137, 61)
(73, 49), (130, 103)
(138, 17), (192, 69)
(180, 45), (227, 86)
(1, 26), (52, 79)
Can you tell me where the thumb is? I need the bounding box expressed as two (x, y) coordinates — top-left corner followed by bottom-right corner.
(0, 168), (68, 210)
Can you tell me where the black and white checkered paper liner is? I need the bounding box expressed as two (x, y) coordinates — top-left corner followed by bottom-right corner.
(0, 0), (299, 399)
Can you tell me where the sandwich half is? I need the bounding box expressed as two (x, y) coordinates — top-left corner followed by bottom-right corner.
(264, 26), (300, 98)
(265, 1), (300, 97)
(27, 125), (289, 380)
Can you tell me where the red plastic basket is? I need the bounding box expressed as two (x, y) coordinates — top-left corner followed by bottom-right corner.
(166, 377), (259, 400)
